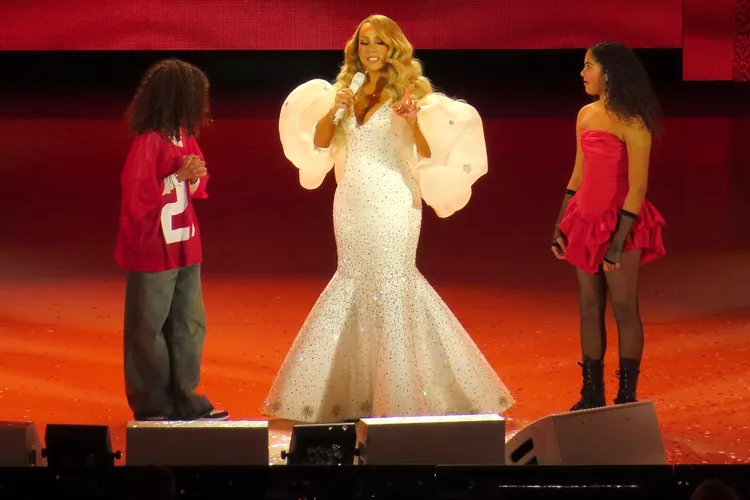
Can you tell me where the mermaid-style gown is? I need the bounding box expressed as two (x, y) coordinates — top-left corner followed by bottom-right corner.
(263, 80), (514, 422)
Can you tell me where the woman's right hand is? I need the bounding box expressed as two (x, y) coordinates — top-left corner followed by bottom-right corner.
(551, 237), (567, 259)
(329, 88), (355, 116)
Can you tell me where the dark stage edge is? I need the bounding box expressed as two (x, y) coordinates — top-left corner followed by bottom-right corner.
(0, 464), (749, 499)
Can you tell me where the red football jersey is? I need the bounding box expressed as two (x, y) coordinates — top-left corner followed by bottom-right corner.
(115, 130), (209, 272)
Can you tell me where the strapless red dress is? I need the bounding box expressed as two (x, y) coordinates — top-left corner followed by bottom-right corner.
(558, 130), (666, 275)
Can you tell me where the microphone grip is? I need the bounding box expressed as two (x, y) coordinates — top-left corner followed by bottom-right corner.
(331, 72), (364, 125)
(332, 107), (346, 125)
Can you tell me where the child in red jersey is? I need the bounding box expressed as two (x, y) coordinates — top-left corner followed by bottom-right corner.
(116, 58), (228, 421)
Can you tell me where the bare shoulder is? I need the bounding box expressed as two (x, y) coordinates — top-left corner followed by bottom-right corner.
(577, 102), (597, 120)
(619, 117), (651, 146)
(576, 102), (601, 129)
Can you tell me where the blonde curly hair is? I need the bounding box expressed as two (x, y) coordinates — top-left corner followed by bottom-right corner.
(334, 15), (433, 103)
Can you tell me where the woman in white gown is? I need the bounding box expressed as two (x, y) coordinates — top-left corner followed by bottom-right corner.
(263, 14), (514, 423)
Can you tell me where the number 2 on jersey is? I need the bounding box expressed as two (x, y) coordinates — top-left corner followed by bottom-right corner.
(160, 182), (195, 244)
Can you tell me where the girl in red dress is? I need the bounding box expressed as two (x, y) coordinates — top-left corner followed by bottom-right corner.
(551, 42), (666, 411)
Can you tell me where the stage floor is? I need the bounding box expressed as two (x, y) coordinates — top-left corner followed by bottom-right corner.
(0, 250), (748, 465)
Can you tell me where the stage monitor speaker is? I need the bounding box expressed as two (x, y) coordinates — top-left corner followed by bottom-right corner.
(356, 414), (505, 465)
(505, 401), (666, 465)
(126, 420), (269, 466)
(0, 421), (44, 467)
(281, 422), (358, 465)
(43, 424), (120, 468)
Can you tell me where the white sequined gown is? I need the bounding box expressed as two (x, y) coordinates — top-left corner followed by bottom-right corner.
(263, 94), (515, 423)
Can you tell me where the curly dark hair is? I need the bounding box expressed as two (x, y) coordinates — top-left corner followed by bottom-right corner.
(126, 58), (211, 139)
(589, 42), (662, 137)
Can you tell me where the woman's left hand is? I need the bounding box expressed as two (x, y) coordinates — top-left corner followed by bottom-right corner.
(392, 84), (420, 125)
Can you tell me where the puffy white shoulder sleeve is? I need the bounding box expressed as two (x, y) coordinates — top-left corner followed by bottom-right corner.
(278, 79), (339, 189)
(413, 94), (488, 217)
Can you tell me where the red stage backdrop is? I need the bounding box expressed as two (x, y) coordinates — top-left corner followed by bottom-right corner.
(683, 0), (750, 81)
(3, 0), (748, 80)
(0, 0), (682, 50)
(735, 0), (750, 80)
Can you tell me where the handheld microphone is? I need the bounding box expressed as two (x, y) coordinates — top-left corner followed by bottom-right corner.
(333, 72), (366, 125)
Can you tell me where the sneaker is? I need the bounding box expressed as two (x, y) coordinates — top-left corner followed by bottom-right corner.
(198, 409), (229, 421)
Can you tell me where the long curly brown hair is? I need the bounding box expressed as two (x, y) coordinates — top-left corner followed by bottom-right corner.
(589, 42), (662, 137)
(126, 58), (211, 139)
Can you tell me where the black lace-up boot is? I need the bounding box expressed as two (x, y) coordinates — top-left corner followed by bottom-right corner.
(570, 355), (606, 411)
(614, 357), (641, 405)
